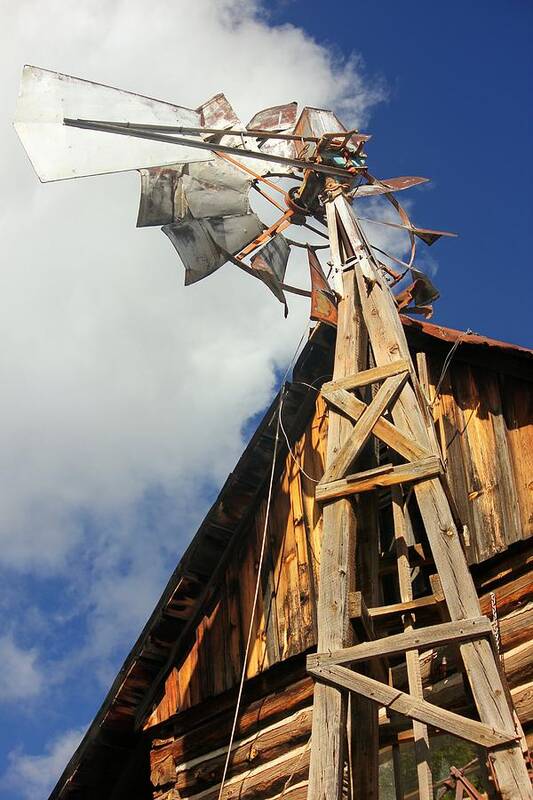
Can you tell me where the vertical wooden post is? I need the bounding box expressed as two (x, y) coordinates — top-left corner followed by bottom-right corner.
(350, 488), (380, 800)
(306, 261), (362, 800)
(308, 195), (380, 799)
(392, 739), (404, 800)
(392, 487), (432, 799)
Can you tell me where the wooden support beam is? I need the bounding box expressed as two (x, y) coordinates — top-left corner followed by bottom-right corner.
(309, 664), (516, 749)
(392, 488), (432, 800)
(306, 261), (366, 800)
(316, 457), (442, 503)
(321, 358), (410, 394)
(349, 591), (388, 686)
(321, 371), (409, 484)
(308, 617), (493, 669)
(321, 385), (430, 462)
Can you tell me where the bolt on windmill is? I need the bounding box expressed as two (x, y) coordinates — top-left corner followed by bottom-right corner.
(14, 65), (532, 800)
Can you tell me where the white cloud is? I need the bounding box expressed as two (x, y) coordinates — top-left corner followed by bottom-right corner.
(0, 633), (43, 702)
(3, 727), (85, 800)
(0, 0), (386, 681)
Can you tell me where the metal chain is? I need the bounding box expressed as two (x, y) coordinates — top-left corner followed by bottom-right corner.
(490, 591), (502, 659)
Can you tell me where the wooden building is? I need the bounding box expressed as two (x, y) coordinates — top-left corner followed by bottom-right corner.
(49, 317), (532, 800)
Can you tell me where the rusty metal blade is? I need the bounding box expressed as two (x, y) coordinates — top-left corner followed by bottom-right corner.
(249, 235), (290, 306)
(162, 213), (265, 285)
(182, 159), (251, 219)
(409, 268), (440, 305)
(293, 107), (369, 156)
(354, 177), (430, 197)
(357, 216), (457, 245)
(196, 93), (240, 130)
(308, 247), (337, 327)
(137, 166), (186, 227)
(247, 102), (298, 131)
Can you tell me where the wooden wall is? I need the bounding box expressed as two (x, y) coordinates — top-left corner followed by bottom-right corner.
(143, 344), (533, 749)
(431, 359), (532, 563)
(144, 394), (328, 729)
(147, 543), (533, 800)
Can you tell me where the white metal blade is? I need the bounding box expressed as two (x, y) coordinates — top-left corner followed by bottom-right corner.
(14, 65), (213, 182)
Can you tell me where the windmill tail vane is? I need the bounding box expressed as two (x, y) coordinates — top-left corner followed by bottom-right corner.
(14, 64), (456, 321)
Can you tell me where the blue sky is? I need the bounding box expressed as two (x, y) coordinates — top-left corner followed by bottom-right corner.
(0, 1), (531, 797)
(273, 0), (533, 344)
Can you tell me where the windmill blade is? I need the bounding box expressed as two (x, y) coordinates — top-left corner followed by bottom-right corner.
(308, 247), (337, 327)
(354, 176), (429, 197)
(138, 94), (248, 227)
(197, 93), (240, 130)
(14, 65), (213, 183)
(395, 267), (440, 318)
(247, 102), (299, 174)
(294, 107), (369, 157)
(162, 213), (265, 285)
(409, 268), (440, 305)
(356, 216), (457, 246)
(138, 160), (251, 226)
(249, 235), (290, 308)
(247, 102), (298, 132)
(181, 161), (251, 219)
(137, 166), (186, 227)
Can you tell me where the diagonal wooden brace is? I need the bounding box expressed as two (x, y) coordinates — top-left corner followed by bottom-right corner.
(308, 663), (518, 749)
(321, 371), (409, 484)
(322, 383), (430, 462)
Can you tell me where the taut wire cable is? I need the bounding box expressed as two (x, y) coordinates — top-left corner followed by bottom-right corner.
(216, 324), (311, 799)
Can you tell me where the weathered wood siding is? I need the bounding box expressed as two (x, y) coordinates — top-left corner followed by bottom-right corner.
(147, 545), (533, 800)
(431, 360), (532, 563)
(144, 395), (328, 728)
(150, 663), (313, 800)
(144, 347), (532, 733)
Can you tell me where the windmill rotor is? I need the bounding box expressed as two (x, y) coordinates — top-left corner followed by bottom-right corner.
(14, 65), (457, 321)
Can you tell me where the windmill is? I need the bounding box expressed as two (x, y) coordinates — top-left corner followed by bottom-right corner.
(15, 65), (448, 320)
(14, 65), (532, 800)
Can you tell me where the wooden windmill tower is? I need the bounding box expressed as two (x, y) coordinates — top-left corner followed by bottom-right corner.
(15, 65), (532, 800)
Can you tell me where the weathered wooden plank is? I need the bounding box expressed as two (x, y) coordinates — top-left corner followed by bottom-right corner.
(321, 384), (430, 461)
(350, 485), (380, 800)
(316, 457), (441, 502)
(321, 358), (409, 393)
(307, 263), (367, 800)
(335, 194), (532, 800)
(167, 707), (312, 795)
(416, 351), (430, 406)
(392, 487), (432, 800)
(183, 745), (311, 800)
(501, 374), (533, 543)
(308, 617), (493, 669)
(309, 664), (515, 748)
(150, 672), (313, 763)
(288, 452), (317, 650)
(321, 371), (409, 484)
(367, 593), (441, 619)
